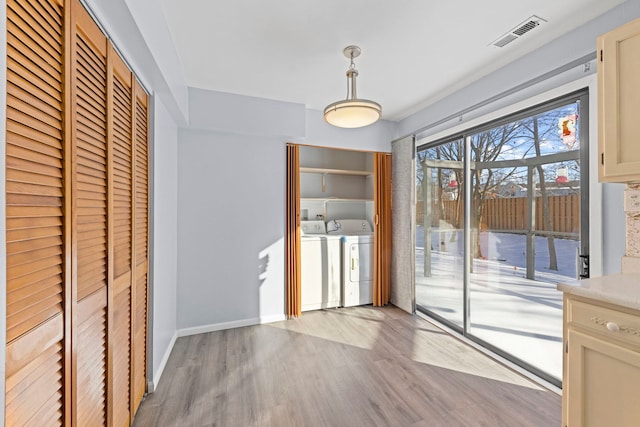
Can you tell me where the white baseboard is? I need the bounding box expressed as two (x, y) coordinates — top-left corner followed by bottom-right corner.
(177, 314), (287, 338)
(148, 330), (178, 393)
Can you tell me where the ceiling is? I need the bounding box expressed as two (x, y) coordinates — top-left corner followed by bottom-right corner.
(160, 0), (625, 121)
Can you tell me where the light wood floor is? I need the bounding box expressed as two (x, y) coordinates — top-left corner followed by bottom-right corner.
(133, 306), (561, 427)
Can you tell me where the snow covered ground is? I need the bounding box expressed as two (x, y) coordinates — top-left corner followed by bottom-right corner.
(415, 228), (580, 381)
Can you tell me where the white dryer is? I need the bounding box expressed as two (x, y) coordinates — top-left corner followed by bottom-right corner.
(300, 220), (342, 311)
(328, 219), (374, 307)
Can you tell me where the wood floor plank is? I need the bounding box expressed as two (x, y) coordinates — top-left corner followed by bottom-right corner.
(132, 306), (560, 427)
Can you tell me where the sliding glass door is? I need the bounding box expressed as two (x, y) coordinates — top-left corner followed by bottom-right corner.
(416, 140), (465, 329)
(415, 90), (589, 385)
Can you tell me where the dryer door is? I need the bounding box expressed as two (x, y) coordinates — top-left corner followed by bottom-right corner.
(344, 239), (374, 307)
(348, 242), (373, 282)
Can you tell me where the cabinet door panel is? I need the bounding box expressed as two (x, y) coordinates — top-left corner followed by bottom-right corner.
(567, 329), (640, 427)
(598, 18), (640, 182)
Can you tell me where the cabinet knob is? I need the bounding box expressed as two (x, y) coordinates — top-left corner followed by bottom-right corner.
(606, 321), (620, 332)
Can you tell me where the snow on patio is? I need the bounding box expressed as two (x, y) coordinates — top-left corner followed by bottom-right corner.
(415, 228), (580, 381)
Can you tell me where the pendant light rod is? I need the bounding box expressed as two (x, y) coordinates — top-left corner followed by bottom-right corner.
(324, 45), (382, 129)
(346, 69), (358, 100)
(344, 45), (361, 100)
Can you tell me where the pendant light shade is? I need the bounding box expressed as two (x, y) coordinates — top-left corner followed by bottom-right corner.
(324, 46), (381, 128)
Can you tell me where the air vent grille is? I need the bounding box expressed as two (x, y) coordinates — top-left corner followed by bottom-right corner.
(491, 15), (547, 48)
(513, 20), (540, 36)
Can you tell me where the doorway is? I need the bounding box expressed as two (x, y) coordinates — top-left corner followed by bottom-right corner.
(285, 144), (392, 317)
(415, 90), (589, 385)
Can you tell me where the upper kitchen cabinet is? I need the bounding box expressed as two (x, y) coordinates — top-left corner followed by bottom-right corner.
(598, 18), (640, 182)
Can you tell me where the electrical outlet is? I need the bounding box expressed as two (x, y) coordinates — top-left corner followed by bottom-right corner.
(624, 189), (640, 213)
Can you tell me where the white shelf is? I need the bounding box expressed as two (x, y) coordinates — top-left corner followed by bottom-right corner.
(300, 167), (372, 176)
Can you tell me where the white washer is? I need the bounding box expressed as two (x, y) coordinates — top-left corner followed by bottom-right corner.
(328, 219), (374, 307)
(300, 220), (342, 311)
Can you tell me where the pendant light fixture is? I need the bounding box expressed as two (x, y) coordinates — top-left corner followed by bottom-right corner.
(324, 45), (382, 128)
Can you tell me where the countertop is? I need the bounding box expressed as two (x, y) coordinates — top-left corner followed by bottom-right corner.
(557, 273), (640, 311)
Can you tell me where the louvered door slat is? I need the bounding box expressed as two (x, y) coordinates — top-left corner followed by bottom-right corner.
(8, 67), (62, 105)
(6, 110), (62, 141)
(5, 0), (65, 424)
(7, 254), (62, 281)
(8, 143), (62, 166)
(6, 181), (63, 198)
(8, 82), (62, 120)
(7, 199), (61, 214)
(17, 0), (62, 26)
(71, 1), (108, 424)
(7, 276), (62, 309)
(7, 0), (63, 53)
(7, 283), (62, 319)
(6, 30), (63, 80)
(7, 50), (62, 92)
(7, 244), (62, 267)
(6, 214), (61, 233)
(6, 134), (62, 161)
(7, 119), (62, 148)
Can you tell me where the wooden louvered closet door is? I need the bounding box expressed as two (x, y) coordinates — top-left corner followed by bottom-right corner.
(109, 45), (134, 427)
(5, 0), (68, 425)
(70, 1), (109, 424)
(5, 0), (150, 424)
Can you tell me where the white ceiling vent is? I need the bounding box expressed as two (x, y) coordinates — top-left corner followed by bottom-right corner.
(491, 15), (547, 48)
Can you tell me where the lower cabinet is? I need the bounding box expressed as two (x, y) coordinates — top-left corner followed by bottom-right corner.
(563, 295), (640, 427)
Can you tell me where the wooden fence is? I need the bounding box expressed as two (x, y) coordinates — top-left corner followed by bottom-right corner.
(416, 194), (580, 235)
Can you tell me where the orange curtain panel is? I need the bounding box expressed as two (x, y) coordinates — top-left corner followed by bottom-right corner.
(286, 144), (301, 318)
(373, 153), (392, 306)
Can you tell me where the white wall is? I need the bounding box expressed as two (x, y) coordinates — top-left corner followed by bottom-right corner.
(177, 130), (287, 331)
(148, 96), (179, 390)
(187, 88), (395, 153)
(176, 88), (393, 333)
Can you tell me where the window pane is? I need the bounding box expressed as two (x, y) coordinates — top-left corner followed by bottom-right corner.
(415, 140), (464, 328)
